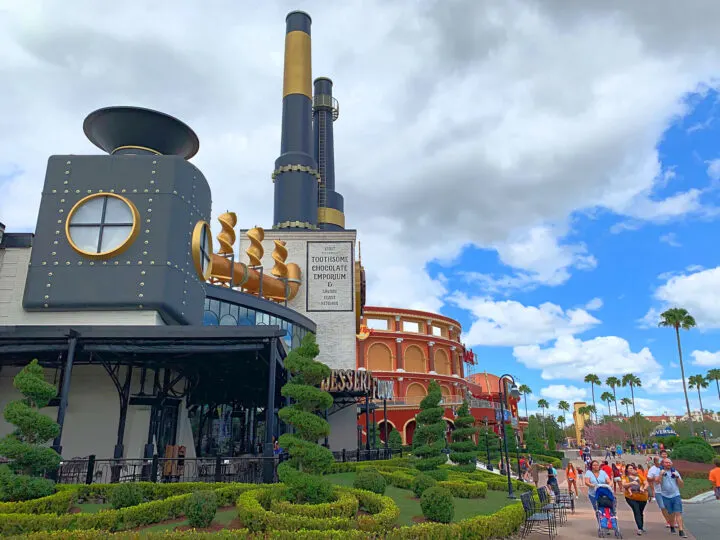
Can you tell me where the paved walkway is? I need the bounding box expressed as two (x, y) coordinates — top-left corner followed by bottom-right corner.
(525, 468), (699, 539)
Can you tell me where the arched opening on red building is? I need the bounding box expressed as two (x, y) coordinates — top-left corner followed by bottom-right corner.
(377, 420), (396, 442)
(404, 419), (416, 445)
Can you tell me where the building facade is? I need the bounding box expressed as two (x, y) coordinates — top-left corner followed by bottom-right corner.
(356, 306), (520, 446)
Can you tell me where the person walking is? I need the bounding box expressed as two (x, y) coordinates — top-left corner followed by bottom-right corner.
(611, 462), (622, 493)
(646, 456), (671, 527)
(605, 446), (612, 460)
(566, 462), (579, 499)
(655, 458), (687, 537)
(584, 459), (612, 510)
(709, 458), (720, 500)
(622, 463), (649, 535)
(546, 463), (560, 497)
(531, 462), (540, 488)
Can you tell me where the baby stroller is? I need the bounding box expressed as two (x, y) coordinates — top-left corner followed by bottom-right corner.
(595, 485), (622, 538)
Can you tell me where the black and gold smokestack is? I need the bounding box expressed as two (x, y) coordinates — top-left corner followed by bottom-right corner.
(272, 11), (319, 229)
(314, 77), (345, 230)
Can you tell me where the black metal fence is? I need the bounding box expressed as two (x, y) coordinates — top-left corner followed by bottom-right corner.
(331, 448), (393, 462)
(56, 455), (277, 485)
(56, 448), (394, 486)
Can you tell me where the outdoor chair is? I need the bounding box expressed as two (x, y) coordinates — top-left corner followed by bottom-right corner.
(538, 486), (567, 525)
(519, 491), (557, 539)
(553, 487), (575, 514)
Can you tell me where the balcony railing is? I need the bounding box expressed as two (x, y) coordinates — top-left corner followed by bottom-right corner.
(469, 398), (501, 410)
(374, 395), (465, 407)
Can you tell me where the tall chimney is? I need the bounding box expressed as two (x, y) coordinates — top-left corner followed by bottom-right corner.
(272, 11), (319, 230)
(314, 77), (345, 230)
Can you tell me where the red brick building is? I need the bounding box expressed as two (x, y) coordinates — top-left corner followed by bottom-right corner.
(356, 306), (522, 445)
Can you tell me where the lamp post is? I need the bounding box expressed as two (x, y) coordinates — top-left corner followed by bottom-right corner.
(498, 373), (521, 499)
(515, 431), (522, 480)
(483, 416), (492, 471)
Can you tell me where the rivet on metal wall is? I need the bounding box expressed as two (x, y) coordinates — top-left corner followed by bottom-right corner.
(78, 261), (82, 265)
(142, 251), (148, 255)
(41, 261), (47, 266)
(53, 241), (58, 245)
(89, 262), (94, 266)
(138, 293), (144, 298)
(66, 161), (71, 165)
(51, 252), (56, 256)
(141, 271), (146, 275)
(139, 282), (145, 287)
(52, 189), (57, 194)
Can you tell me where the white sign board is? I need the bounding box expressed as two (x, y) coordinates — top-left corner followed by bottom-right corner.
(306, 241), (353, 312)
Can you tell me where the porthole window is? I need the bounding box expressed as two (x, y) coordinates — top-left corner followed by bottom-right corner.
(65, 194), (140, 259)
(191, 221), (213, 280)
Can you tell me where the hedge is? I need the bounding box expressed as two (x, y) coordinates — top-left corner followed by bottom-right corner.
(0, 483), (257, 535)
(7, 501), (526, 539)
(236, 487), (399, 533)
(0, 490), (76, 515)
(437, 480), (488, 498)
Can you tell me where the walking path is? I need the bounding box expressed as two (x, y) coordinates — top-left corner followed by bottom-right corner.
(525, 467), (700, 539)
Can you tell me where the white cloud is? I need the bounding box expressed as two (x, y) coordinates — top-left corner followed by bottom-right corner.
(464, 225), (597, 293)
(631, 397), (666, 416)
(452, 295), (600, 347)
(650, 266), (720, 328)
(659, 232), (681, 247)
(540, 384), (587, 402)
(513, 335), (662, 381)
(585, 297), (603, 311)
(1, 1), (720, 310)
(707, 159), (720, 181)
(644, 377), (687, 394)
(691, 350), (720, 367)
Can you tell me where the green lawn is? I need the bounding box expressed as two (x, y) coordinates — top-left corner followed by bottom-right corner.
(325, 472), (514, 526)
(680, 478), (713, 499)
(76, 503), (111, 513)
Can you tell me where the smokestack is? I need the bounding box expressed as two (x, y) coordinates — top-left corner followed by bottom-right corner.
(272, 11), (319, 230)
(314, 77), (345, 230)
(83, 106), (199, 159)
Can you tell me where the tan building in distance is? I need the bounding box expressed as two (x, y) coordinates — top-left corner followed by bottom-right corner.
(573, 401), (589, 445)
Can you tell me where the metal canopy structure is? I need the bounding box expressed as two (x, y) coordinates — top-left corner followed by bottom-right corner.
(0, 325), (287, 473)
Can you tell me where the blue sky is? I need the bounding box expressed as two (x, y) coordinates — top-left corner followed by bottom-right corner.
(430, 90), (720, 418)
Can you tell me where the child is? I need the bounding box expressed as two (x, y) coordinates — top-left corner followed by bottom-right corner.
(710, 458), (720, 500)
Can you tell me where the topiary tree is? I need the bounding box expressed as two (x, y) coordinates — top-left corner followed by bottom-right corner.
(412, 380), (447, 474)
(0, 359), (60, 501)
(368, 422), (381, 449)
(277, 334), (335, 504)
(388, 429), (403, 451)
(449, 400), (477, 471)
(477, 426), (500, 463)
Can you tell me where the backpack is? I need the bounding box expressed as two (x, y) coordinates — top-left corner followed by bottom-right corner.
(597, 492), (614, 509)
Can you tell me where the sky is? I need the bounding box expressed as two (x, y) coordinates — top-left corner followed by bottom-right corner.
(1, 0), (720, 419)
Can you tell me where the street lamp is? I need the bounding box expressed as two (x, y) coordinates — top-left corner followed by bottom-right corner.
(515, 431), (522, 480)
(498, 373), (521, 499)
(483, 416), (492, 471)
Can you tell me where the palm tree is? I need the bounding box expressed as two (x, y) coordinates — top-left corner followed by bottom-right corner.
(558, 400), (570, 422)
(600, 391), (615, 418)
(585, 404), (597, 422)
(537, 398), (549, 438)
(605, 376), (621, 416)
(620, 397), (632, 417)
(518, 384), (532, 418)
(584, 373), (602, 423)
(707, 368), (720, 401)
(659, 307), (697, 436)
(557, 415), (566, 432)
(688, 374), (709, 438)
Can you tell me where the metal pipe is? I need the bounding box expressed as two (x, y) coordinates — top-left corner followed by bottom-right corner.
(52, 329), (80, 454)
(498, 373), (516, 499)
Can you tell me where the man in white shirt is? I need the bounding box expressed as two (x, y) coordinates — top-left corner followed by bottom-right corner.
(655, 459), (687, 537)
(647, 456), (671, 529)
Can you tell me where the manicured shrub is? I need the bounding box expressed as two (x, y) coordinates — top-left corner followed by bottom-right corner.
(424, 468), (449, 482)
(672, 438), (716, 463)
(0, 360), (61, 501)
(0, 468), (55, 502)
(420, 485), (454, 523)
(388, 429), (403, 451)
(449, 400), (477, 472)
(411, 473), (437, 498)
(277, 335), (335, 504)
(108, 482), (144, 509)
(353, 468), (387, 495)
(412, 381), (448, 474)
(184, 490), (218, 528)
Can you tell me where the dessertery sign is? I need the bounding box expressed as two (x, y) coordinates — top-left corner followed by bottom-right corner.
(306, 241), (353, 312)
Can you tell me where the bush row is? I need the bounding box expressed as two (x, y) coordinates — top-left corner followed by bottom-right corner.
(236, 486), (399, 533)
(0, 490), (76, 515)
(8, 500), (526, 539)
(437, 479), (488, 498)
(0, 483), (256, 535)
